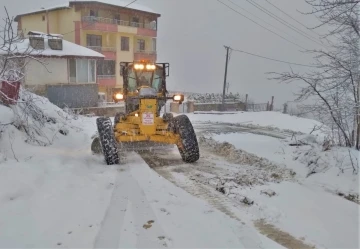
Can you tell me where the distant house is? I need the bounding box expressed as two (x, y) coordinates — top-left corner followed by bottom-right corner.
(14, 0), (161, 101)
(0, 31), (105, 108)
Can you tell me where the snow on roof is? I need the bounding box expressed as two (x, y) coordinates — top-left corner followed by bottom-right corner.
(15, 0), (158, 20)
(28, 31), (63, 38)
(0, 37), (104, 59)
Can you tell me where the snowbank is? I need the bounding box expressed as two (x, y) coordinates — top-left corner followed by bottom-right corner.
(197, 134), (359, 248)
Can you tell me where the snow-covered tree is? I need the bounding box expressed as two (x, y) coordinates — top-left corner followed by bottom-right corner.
(271, 0), (360, 149)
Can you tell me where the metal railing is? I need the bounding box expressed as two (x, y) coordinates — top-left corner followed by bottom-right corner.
(135, 49), (157, 54)
(86, 46), (116, 52)
(97, 75), (116, 79)
(82, 16), (156, 30)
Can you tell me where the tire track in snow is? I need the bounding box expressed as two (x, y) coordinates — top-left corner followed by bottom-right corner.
(139, 146), (316, 249)
(139, 151), (265, 249)
(94, 166), (167, 248)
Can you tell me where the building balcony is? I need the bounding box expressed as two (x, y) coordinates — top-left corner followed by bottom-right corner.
(97, 75), (116, 87)
(87, 46), (116, 59)
(134, 50), (157, 62)
(82, 16), (157, 35)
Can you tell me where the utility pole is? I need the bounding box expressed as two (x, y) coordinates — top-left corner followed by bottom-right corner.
(222, 46), (231, 111)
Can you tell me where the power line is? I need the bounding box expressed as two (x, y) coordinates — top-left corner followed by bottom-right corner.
(246, 0), (318, 41)
(61, 0), (138, 36)
(264, 0), (323, 37)
(217, 0), (307, 50)
(230, 47), (317, 67)
(245, 0), (327, 49)
(226, 0), (301, 43)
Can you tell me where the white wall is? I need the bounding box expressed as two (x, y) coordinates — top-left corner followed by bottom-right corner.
(25, 58), (68, 85)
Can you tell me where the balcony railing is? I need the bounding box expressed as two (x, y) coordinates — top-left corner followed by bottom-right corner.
(87, 46), (116, 52)
(82, 16), (157, 30)
(98, 75), (116, 79)
(135, 50), (157, 55)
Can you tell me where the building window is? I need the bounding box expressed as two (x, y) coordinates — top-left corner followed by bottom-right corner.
(97, 60), (115, 76)
(69, 58), (96, 83)
(42, 15), (45, 21)
(86, 34), (102, 50)
(121, 36), (129, 51)
(137, 39), (145, 52)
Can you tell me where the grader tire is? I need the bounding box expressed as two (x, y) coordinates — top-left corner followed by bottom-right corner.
(174, 115), (200, 163)
(96, 117), (120, 165)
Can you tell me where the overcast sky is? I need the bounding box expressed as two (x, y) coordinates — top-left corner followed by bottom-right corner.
(1, 0), (327, 107)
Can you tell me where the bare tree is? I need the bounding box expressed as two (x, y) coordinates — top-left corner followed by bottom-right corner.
(270, 0), (360, 149)
(0, 7), (55, 147)
(0, 7), (44, 100)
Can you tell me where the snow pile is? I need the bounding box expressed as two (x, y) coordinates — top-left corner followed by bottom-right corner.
(211, 130), (359, 203)
(288, 134), (359, 203)
(198, 136), (296, 186)
(1, 89), (82, 149)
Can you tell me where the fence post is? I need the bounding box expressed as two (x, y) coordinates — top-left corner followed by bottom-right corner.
(170, 102), (180, 113)
(245, 94), (248, 111)
(270, 96), (274, 111)
(283, 103), (288, 114)
(187, 101), (194, 113)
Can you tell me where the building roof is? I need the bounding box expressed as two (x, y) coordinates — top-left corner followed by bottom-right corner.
(0, 36), (105, 59)
(15, 0), (159, 21)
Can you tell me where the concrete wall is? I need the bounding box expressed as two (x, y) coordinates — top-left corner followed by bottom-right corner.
(20, 14), (48, 34)
(192, 102), (246, 112)
(47, 83), (98, 108)
(19, 8), (79, 43)
(25, 58), (68, 86)
(57, 8), (80, 42)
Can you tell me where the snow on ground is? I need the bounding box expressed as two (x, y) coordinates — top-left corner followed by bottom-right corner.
(1, 91), (359, 248)
(186, 111), (359, 249)
(188, 111), (325, 135)
(0, 91), (283, 248)
(212, 133), (359, 198)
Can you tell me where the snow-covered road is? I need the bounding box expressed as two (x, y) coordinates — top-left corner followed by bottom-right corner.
(0, 97), (359, 249)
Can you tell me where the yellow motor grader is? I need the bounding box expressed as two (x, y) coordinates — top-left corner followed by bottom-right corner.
(91, 60), (200, 165)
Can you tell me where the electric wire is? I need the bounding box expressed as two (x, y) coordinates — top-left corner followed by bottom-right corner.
(217, 0), (307, 50)
(230, 47), (317, 68)
(225, 0), (302, 43)
(245, 0), (328, 49)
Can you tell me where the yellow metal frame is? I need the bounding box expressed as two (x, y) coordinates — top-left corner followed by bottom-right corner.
(114, 98), (183, 148)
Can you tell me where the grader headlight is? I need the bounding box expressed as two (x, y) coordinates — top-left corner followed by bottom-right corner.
(173, 94), (184, 103)
(146, 64), (156, 70)
(134, 64), (144, 70)
(113, 92), (124, 103)
(115, 93), (123, 100)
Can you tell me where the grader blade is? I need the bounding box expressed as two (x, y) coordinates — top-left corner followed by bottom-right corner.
(91, 136), (174, 155)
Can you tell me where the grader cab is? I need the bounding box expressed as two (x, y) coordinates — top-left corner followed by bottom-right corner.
(92, 60), (200, 165)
